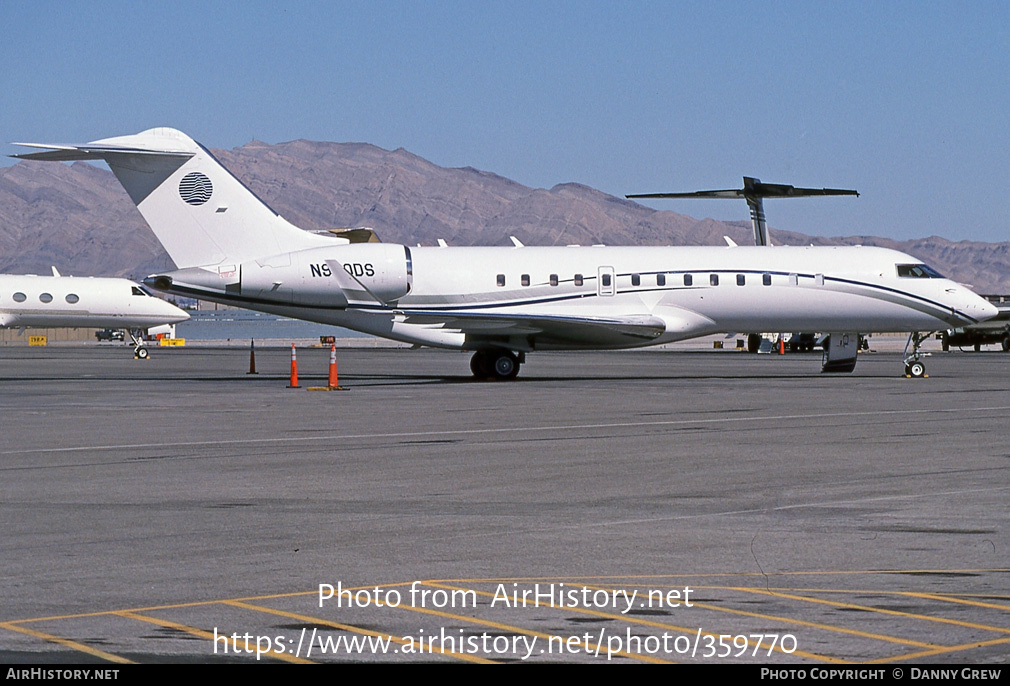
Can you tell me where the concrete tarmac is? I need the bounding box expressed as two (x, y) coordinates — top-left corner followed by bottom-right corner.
(1, 345), (1008, 664)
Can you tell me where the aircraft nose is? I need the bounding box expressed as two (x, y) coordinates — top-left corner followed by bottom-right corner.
(978, 298), (999, 321)
(163, 300), (190, 323)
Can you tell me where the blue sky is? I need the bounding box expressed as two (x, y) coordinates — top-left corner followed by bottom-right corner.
(2, 1), (1008, 243)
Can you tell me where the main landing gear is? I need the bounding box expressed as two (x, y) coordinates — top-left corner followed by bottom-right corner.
(470, 349), (523, 380)
(903, 331), (932, 378)
(128, 329), (150, 359)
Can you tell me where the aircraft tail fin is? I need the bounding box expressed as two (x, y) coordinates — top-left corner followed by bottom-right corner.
(14, 128), (334, 269)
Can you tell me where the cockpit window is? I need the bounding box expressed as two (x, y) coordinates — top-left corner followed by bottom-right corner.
(896, 263), (945, 278)
(132, 286), (148, 296)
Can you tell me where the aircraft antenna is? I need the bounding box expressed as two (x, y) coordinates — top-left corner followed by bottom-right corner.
(627, 177), (858, 246)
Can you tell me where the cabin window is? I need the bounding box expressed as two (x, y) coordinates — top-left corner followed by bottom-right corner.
(684, 274), (693, 286)
(521, 274), (530, 287)
(788, 273), (798, 286)
(66, 294), (80, 304)
(13, 292), (26, 303)
(574, 274), (584, 286)
(497, 274), (505, 287)
(710, 274), (719, 286)
(736, 274), (745, 286)
(601, 273), (612, 287)
(39, 293), (53, 303)
(631, 274), (640, 286)
(657, 274), (666, 286)
(896, 263), (945, 278)
(762, 273), (772, 286)
(550, 274), (559, 286)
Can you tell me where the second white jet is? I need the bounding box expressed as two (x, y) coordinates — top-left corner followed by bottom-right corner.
(0, 271), (190, 358)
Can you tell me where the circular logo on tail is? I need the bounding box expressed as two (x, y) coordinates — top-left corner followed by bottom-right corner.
(179, 172), (213, 205)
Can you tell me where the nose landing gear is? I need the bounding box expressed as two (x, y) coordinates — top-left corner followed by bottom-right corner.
(903, 332), (932, 378)
(128, 329), (150, 359)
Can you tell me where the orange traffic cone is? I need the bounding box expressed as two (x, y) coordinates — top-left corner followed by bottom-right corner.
(247, 339), (258, 374)
(779, 338), (785, 355)
(328, 344), (340, 389)
(308, 343), (347, 391)
(287, 344), (300, 388)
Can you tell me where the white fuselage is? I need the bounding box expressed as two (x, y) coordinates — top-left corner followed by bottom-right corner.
(157, 243), (996, 351)
(13, 127), (997, 357)
(0, 274), (190, 330)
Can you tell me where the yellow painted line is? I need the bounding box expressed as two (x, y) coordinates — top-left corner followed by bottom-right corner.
(705, 585), (1010, 608)
(7, 571), (1008, 626)
(0, 621), (134, 664)
(865, 635), (1010, 664)
(423, 569), (1010, 584)
(116, 611), (311, 664)
(223, 600), (495, 664)
(899, 591), (1010, 613)
(722, 586), (1010, 635)
(2, 581), (421, 625)
(5, 571), (1006, 665)
(6, 599), (234, 624)
(622, 586), (937, 650)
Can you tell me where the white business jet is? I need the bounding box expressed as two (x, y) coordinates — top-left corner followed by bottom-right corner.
(0, 270), (189, 358)
(13, 128), (997, 378)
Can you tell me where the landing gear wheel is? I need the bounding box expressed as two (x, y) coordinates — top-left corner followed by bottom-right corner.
(491, 351), (520, 380)
(902, 331), (932, 379)
(470, 350), (521, 380)
(470, 350), (491, 378)
(135, 347), (149, 359)
(1002, 335), (1010, 352)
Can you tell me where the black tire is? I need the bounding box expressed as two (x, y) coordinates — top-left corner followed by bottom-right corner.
(470, 351), (491, 378)
(974, 342), (981, 352)
(1002, 335), (1010, 353)
(941, 334), (950, 352)
(136, 347), (150, 359)
(906, 361), (925, 378)
(491, 351), (520, 380)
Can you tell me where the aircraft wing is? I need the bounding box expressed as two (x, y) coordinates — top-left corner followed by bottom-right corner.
(395, 309), (669, 347)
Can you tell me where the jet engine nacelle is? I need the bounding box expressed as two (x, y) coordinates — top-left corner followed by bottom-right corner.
(240, 244), (411, 307)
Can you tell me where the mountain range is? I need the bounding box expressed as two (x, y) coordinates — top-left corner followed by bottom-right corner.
(2, 138), (1009, 293)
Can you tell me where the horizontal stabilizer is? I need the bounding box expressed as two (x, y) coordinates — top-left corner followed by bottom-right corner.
(627, 176), (858, 247)
(627, 176), (858, 201)
(12, 142), (192, 162)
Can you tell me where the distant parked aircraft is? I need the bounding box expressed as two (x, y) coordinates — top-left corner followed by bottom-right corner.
(0, 271), (189, 357)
